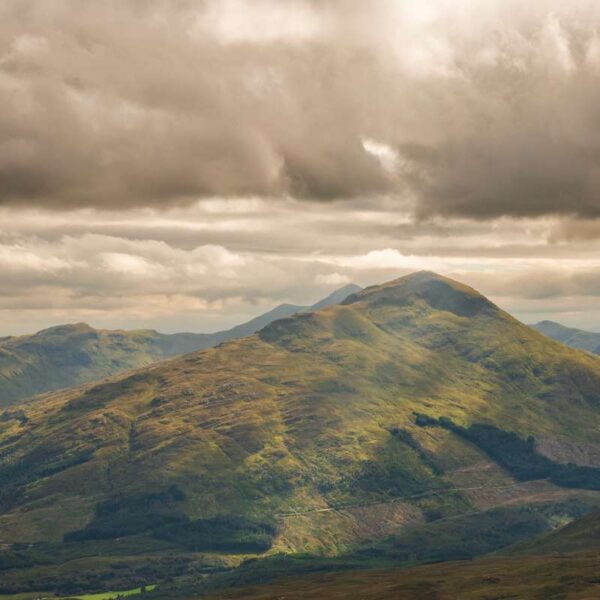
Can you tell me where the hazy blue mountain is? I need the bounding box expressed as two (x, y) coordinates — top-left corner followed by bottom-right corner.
(309, 283), (362, 310)
(532, 320), (600, 354)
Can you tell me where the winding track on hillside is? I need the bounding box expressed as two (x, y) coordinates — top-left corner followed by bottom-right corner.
(275, 479), (563, 518)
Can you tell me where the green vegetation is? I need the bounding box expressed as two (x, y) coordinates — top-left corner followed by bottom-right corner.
(0, 586), (158, 599)
(66, 585), (156, 599)
(203, 509), (600, 600)
(0, 323), (214, 407)
(416, 416), (600, 489)
(148, 500), (594, 598)
(62, 485), (276, 553)
(204, 552), (600, 600)
(0, 285), (360, 407)
(154, 516), (276, 553)
(511, 508), (600, 555)
(63, 486), (188, 542)
(353, 501), (591, 564)
(2, 272), (600, 595)
(0, 594), (53, 600)
(0, 545), (223, 596)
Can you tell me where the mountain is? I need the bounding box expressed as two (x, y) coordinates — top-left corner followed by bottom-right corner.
(2, 271), (600, 596)
(0, 323), (210, 408)
(0, 284), (361, 406)
(204, 284), (361, 344)
(532, 320), (600, 354)
(308, 283), (361, 310)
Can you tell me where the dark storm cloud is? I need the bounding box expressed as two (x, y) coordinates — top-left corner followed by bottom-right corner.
(0, 0), (394, 207)
(3, 0), (600, 219)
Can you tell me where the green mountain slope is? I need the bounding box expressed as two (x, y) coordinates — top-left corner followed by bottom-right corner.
(0, 324), (207, 408)
(511, 508), (600, 556)
(206, 553), (600, 600)
(0, 285), (361, 406)
(204, 509), (600, 600)
(532, 320), (600, 354)
(2, 272), (600, 595)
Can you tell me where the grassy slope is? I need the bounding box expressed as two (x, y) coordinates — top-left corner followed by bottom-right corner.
(0, 324), (214, 408)
(2, 273), (600, 539)
(204, 509), (600, 600)
(206, 553), (600, 600)
(511, 508), (600, 555)
(2, 272), (600, 593)
(0, 286), (361, 407)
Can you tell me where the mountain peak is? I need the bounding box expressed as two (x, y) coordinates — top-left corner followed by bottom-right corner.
(531, 320), (600, 354)
(34, 322), (95, 337)
(310, 283), (362, 310)
(533, 320), (575, 333)
(4, 268), (600, 595)
(390, 270), (462, 287)
(345, 271), (496, 318)
(403, 269), (445, 280)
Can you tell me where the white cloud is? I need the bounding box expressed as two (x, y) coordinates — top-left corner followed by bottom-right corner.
(100, 252), (167, 277)
(195, 0), (325, 44)
(362, 139), (398, 173)
(315, 273), (351, 286)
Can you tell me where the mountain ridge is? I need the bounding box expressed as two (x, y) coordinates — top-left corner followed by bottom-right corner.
(532, 319), (600, 354)
(3, 272), (600, 530)
(0, 283), (361, 406)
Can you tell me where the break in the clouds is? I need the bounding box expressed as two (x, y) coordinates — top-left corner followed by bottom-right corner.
(3, 1), (600, 333)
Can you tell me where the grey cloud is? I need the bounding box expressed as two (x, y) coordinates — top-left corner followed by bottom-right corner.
(1, 218), (600, 334)
(548, 218), (600, 242)
(6, 1), (600, 335)
(464, 269), (600, 301)
(0, 0), (393, 207)
(4, 1), (600, 218)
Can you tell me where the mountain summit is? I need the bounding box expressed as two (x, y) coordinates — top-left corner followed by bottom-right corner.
(344, 271), (496, 317)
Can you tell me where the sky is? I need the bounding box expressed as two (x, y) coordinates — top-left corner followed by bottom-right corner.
(3, 0), (600, 334)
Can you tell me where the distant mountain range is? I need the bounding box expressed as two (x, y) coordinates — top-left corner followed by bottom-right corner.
(0, 283), (361, 406)
(6, 290), (596, 410)
(2, 271), (600, 597)
(532, 320), (600, 354)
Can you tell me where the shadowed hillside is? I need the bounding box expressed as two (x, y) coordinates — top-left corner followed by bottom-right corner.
(2, 272), (600, 596)
(205, 509), (600, 600)
(511, 508), (600, 556)
(0, 284), (360, 406)
(205, 552), (600, 600)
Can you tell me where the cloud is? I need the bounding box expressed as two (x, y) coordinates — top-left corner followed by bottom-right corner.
(4, 2), (600, 334)
(1, 1), (600, 219)
(1, 205), (600, 335)
(465, 268), (600, 301)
